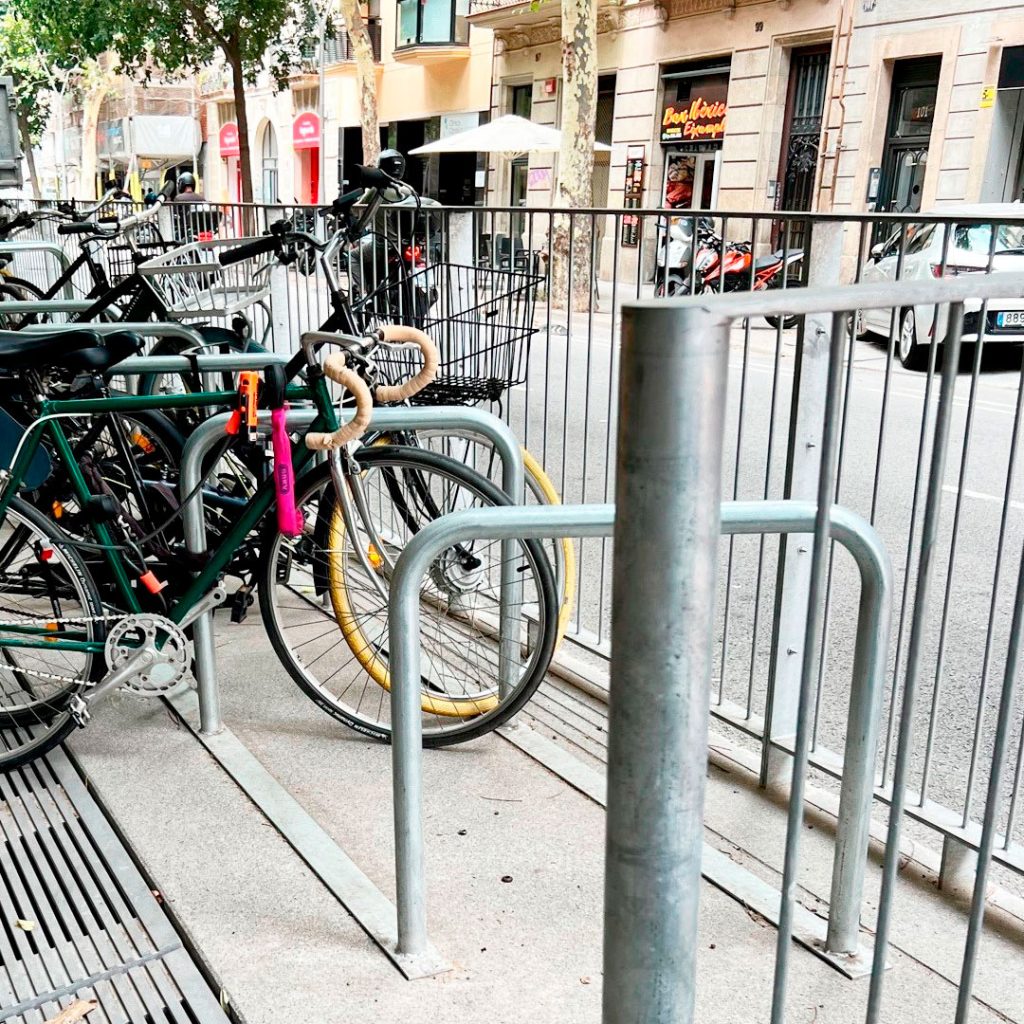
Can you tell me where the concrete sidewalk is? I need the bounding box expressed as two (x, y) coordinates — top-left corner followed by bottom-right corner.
(66, 615), (1022, 1024)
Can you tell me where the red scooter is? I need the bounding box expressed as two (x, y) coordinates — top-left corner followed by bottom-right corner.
(683, 222), (805, 329)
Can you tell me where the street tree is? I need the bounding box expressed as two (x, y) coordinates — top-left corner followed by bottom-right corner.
(0, 8), (52, 196)
(337, 0), (379, 165)
(14, 0), (327, 203)
(551, 0), (597, 311)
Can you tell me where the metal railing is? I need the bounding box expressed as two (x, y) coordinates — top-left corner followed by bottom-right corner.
(9, 196), (1024, 908)
(387, 274), (1024, 1023)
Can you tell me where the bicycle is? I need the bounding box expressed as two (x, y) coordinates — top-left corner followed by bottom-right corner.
(0, 307), (558, 770)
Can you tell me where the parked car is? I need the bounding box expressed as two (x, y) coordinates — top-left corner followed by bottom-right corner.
(858, 204), (1024, 369)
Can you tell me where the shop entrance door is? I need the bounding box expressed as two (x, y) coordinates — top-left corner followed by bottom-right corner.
(662, 148), (721, 211)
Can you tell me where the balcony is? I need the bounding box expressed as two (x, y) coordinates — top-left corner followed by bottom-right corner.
(394, 0), (471, 61)
(323, 19), (382, 64)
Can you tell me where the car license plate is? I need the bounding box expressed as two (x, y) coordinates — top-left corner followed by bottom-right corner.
(997, 311), (1024, 328)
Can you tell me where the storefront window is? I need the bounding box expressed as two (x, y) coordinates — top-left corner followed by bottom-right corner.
(659, 59), (730, 211)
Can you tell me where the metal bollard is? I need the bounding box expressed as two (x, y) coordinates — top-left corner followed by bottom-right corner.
(602, 303), (730, 1024)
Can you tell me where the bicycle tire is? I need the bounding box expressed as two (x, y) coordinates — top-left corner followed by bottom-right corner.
(258, 447), (558, 747)
(0, 497), (105, 771)
(406, 430), (576, 647)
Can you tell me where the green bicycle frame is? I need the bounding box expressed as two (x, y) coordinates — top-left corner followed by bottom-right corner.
(0, 374), (341, 654)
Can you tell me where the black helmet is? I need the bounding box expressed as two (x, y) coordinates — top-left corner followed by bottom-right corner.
(378, 149), (406, 182)
(177, 171), (197, 192)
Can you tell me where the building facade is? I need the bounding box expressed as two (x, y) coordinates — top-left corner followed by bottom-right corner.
(204, 0), (494, 206)
(477, 0), (1024, 274)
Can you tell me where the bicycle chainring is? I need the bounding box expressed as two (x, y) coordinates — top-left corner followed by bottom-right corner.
(104, 614), (193, 697)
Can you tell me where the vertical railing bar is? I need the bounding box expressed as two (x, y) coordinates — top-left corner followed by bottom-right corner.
(718, 302), (752, 705)
(954, 538), (1024, 1024)
(1005, 683), (1024, 850)
(769, 308), (846, 1024)
(523, 208), (536, 455)
(745, 214), (792, 720)
(868, 220), (908, 524)
(923, 223), (998, 809)
(880, 223), (953, 787)
(597, 212), (623, 644)
(542, 211), (553, 480)
(812, 302), (858, 752)
(865, 301), (965, 1024)
(576, 212), (598, 634)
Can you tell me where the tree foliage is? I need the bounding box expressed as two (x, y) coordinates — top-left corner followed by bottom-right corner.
(12, 0), (328, 201)
(0, 6), (55, 141)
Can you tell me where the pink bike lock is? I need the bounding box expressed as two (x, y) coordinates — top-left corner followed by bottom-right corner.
(271, 405), (304, 537)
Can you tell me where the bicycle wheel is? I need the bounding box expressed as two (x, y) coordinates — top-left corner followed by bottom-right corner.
(400, 430), (576, 646)
(259, 446), (558, 746)
(0, 278), (45, 329)
(0, 497), (106, 771)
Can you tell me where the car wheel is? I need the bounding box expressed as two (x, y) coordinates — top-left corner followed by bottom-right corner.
(898, 307), (928, 371)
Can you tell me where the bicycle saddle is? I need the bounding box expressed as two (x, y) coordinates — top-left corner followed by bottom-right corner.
(0, 329), (144, 371)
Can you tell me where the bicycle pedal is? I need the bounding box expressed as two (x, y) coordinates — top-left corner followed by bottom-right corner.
(230, 585), (255, 624)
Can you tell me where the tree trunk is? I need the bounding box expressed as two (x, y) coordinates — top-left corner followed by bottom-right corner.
(79, 86), (107, 201)
(339, 0), (380, 165)
(225, 37), (254, 204)
(17, 113), (40, 199)
(550, 0), (597, 313)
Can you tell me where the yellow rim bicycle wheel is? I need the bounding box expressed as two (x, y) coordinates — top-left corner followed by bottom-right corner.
(326, 495), (500, 719)
(520, 447), (576, 648)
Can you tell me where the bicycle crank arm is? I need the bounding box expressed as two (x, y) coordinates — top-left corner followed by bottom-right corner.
(73, 644), (157, 721)
(178, 584), (229, 632)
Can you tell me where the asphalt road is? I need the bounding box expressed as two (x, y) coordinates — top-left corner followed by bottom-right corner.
(501, 304), (1024, 855)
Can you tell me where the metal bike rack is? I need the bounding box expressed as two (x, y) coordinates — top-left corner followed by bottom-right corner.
(386, 499), (892, 972)
(0, 239), (75, 299)
(178, 402), (525, 735)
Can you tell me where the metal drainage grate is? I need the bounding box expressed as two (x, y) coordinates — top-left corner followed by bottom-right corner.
(0, 748), (230, 1024)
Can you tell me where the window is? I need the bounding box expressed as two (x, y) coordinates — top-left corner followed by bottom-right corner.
(293, 87), (319, 114)
(217, 101), (236, 126)
(953, 222), (1024, 254)
(396, 0), (469, 47)
(596, 75), (616, 146)
(260, 124), (279, 204)
(510, 83), (532, 119)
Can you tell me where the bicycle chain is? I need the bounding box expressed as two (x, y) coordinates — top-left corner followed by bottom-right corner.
(0, 611), (129, 688)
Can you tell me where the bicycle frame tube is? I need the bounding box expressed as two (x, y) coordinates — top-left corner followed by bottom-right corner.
(0, 377), (332, 651)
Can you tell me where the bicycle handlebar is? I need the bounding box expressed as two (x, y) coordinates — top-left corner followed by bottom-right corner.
(304, 354), (374, 450)
(218, 233), (280, 266)
(372, 325), (438, 404)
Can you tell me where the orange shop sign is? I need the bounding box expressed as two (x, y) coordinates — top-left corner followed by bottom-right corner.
(660, 97), (727, 144)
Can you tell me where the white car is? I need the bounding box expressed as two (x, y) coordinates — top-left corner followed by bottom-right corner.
(858, 204), (1024, 369)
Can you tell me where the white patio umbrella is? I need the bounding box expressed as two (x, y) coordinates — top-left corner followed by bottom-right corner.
(408, 114), (611, 158)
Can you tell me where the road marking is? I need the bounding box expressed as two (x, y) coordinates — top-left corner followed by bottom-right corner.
(942, 484), (1024, 511)
(729, 360), (1019, 416)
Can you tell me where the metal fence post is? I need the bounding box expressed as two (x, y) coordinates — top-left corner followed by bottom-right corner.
(763, 220), (846, 786)
(602, 303), (730, 1024)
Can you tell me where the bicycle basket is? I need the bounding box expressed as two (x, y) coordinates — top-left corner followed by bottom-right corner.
(106, 238), (177, 286)
(137, 237), (271, 319)
(365, 262), (543, 406)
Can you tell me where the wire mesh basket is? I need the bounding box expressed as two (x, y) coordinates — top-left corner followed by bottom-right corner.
(359, 262), (544, 406)
(105, 236), (178, 286)
(137, 237), (271, 319)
